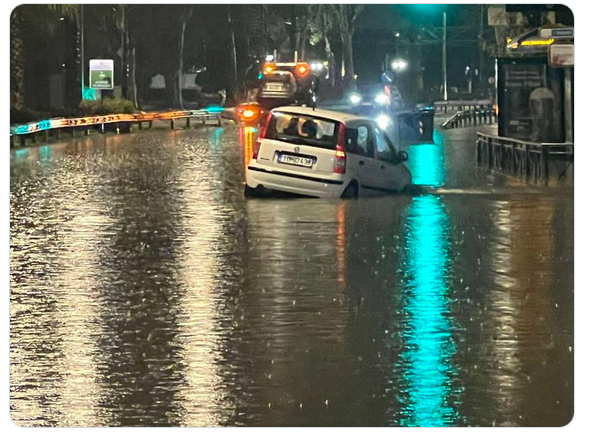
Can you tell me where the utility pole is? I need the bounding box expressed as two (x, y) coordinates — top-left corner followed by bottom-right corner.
(443, 11), (448, 101)
(262, 5), (268, 54)
(478, 5), (486, 93)
(228, 5), (238, 99)
(80, 4), (85, 99)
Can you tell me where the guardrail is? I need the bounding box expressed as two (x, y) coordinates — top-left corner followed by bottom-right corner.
(434, 100), (492, 114)
(477, 132), (573, 184)
(442, 107), (496, 129)
(10, 106), (224, 149)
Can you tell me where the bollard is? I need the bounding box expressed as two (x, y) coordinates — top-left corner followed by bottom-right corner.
(85, 127), (90, 136)
(186, 117), (191, 129)
(148, 121), (153, 129)
(170, 119), (174, 130)
(19, 135), (26, 147)
(101, 123), (105, 134)
(511, 144), (517, 172)
(44, 131), (49, 143)
(10, 135), (14, 149)
(541, 145), (549, 185)
(139, 121), (143, 130)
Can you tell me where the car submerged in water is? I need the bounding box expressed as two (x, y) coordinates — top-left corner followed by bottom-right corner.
(245, 106), (412, 198)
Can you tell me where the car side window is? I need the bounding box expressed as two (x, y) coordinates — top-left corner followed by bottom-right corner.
(345, 125), (374, 158)
(374, 127), (394, 162)
(357, 125), (375, 158)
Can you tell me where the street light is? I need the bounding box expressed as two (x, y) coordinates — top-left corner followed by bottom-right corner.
(392, 59), (408, 72)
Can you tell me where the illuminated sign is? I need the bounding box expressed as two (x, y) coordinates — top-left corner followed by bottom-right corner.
(89, 59), (114, 90)
(521, 38), (554, 47)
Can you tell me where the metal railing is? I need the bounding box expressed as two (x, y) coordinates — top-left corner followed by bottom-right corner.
(10, 107), (224, 148)
(477, 132), (574, 184)
(434, 99), (492, 115)
(442, 107), (496, 129)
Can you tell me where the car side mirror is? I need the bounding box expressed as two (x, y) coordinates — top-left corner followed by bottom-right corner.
(398, 151), (408, 162)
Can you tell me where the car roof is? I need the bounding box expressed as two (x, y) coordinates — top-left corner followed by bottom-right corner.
(272, 106), (370, 124)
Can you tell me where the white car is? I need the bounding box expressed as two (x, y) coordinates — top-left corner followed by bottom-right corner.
(245, 106), (412, 198)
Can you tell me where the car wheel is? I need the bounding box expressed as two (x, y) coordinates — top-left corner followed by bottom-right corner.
(244, 185), (259, 198)
(401, 184), (420, 195)
(341, 181), (359, 199)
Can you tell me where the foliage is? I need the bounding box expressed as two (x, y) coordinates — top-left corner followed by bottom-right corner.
(10, 108), (40, 124)
(79, 98), (136, 115)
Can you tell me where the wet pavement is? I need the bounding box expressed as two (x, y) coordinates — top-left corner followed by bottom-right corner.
(10, 122), (573, 426)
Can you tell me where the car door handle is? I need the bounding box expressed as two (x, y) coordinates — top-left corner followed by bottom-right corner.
(359, 160), (365, 166)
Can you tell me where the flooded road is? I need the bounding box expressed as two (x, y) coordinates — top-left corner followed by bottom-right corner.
(10, 124), (573, 426)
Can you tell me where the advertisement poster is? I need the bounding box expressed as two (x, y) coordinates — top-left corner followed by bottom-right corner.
(498, 59), (563, 142)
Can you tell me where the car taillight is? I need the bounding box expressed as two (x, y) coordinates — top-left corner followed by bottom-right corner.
(253, 112), (273, 160)
(253, 139), (261, 159)
(334, 123), (346, 174)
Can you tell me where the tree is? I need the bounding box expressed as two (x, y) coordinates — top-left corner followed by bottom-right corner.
(10, 7), (24, 110)
(307, 5), (338, 88)
(177, 5), (194, 108)
(334, 5), (364, 90)
(10, 4), (78, 111)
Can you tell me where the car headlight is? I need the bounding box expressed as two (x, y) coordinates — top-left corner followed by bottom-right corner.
(376, 114), (392, 130)
(349, 93), (362, 105)
(375, 93), (388, 105)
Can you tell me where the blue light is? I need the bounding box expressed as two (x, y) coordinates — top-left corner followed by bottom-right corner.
(83, 87), (96, 100)
(15, 125), (30, 135)
(408, 142), (446, 188)
(38, 120), (51, 131)
(397, 195), (461, 426)
(206, 105), (224, 113)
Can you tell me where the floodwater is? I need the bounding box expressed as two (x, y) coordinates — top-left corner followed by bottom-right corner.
(10, 123), (573, 426)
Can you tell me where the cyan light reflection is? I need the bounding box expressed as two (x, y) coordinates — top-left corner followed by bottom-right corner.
(398, 195), (460, 426)
(211, 127), (224, 151)
(408, 131), (445, 188)
(39, 145), (52, 162)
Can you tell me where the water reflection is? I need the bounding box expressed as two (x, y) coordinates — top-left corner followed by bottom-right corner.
(408, 142), (445, 188)
(396, 195), (461, 426)
(10, 127), (573, 427)
(239, 126), (256, 174)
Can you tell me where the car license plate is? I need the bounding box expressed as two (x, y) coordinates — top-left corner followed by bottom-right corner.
(266, 83), (282, 91)
(278, 154), (313, 168)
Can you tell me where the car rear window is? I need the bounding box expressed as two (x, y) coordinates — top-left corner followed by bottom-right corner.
(265, 73), (294, 82)
(265, 112), (340, 150)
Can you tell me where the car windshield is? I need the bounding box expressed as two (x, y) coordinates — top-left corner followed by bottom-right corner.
(265, 112), (340, 150)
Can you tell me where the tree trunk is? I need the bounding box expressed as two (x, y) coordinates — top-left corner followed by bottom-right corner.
(342, 31), (355, 90)
(130, 45), (139, 109)
(10, 8), (25, 110)
(165, 72), (179, 108)
(178, 21), (187, 109)
(324, 35), (335, 89)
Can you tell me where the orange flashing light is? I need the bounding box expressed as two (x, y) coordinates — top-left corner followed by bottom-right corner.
(263, 62), (276, 75)
(296, 62), (310, 76)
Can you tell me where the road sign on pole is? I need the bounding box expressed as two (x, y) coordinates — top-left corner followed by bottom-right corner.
(89, 59), (114, 89)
